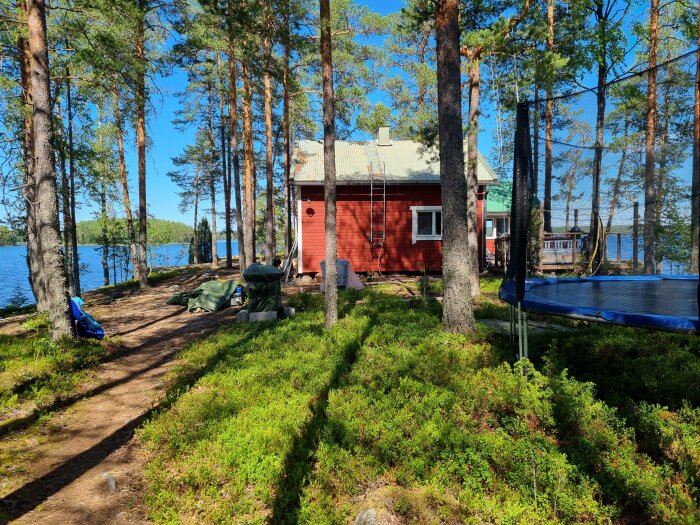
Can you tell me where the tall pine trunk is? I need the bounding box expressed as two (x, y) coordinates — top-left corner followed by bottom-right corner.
(27, 0), (73, 338)
(18, 26), (45, 309)
(242, 62), (256, 266)
(264, 32), (275, 264)
(65, 67), (80, 295)
(543, 0), (554, 233)
(207, 81), (219, 268)
(591, 16), (607, 271)
(283, 3), (293, 255)
(217, 53), (232, 268)
(533, 83), (539, 194)
(193, 165), (200, 264)
(655, 70), (671, 273)
(436, 0), (475, 334)
(54, 95), (74, 295)
(100, 179), (109, 286)
(466, 58), (481, 296)
(227, 1), (245, 272)
(112, 87), (140, 280)
(320, 0), (337, 327)
(417, 29), (429, 133)
(135, 0), (149, 287)
(643, 0), (659, 274)
(606, 118), (629, 233)
(228, 50), (245, 272)
(691, 3), (700, 273)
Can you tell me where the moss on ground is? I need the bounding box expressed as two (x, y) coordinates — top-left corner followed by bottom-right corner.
(0, 314), (122, 422)
(140, 281), (700, 524)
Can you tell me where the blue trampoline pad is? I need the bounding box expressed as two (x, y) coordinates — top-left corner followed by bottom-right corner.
(499, 276), (700, 333)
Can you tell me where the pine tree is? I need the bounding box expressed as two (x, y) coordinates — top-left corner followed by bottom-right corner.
(459, 0), (533, 296)
(26, 0), (73, 338)
(436, 0), (475, 334)
(320, 0), (337, 328)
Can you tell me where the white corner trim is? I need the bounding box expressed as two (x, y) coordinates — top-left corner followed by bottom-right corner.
(297, 195), (304, 273)
(410, 205), (442, 245)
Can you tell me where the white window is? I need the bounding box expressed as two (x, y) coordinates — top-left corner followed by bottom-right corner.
(411, 206), (442, 244)
(496, 217), (510, 237)
(486, 219), (495, 239)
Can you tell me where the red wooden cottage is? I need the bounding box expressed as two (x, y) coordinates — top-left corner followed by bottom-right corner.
(292, 128), (499, 274)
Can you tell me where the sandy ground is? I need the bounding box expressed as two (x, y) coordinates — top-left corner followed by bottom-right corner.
(0, 267), (242, 524)
(0, 268), (423, 525)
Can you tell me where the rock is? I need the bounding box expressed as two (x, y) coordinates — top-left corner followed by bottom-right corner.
(167, 285), (180, 292)
(237, 310), (249, 323)
(282, 306), (296, 318)
(249, 311), (278, 322)
(101, 472), (117, 493)
(355, 508), (382, 525)
(299, 275), (314, 284)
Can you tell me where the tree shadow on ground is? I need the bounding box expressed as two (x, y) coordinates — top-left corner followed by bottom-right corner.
(268, 292), (391, 525)
(525, 324), (700, 521)
(0, 324), (268, 522)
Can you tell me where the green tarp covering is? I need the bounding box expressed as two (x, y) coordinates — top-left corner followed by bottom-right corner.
(167, 280), (238, 312)
(243, 264), (283, 313)
(166, 289), (202, 306)
(187, 280), (238, 312)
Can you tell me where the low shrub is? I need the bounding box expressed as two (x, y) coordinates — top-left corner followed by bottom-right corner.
(140, 286), (700, 524)
(0, 330), (110, 419)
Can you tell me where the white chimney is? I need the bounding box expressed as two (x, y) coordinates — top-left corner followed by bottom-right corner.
(377, 126), (391, 146)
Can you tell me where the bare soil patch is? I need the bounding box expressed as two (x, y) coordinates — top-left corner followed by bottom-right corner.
(0, 267), (241, 524)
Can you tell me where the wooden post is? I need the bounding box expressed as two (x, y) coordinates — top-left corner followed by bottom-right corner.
(538, 203), (545, 271)
(617, 233), (622, 262)
(633, 201), (639, 272)
(603, 232), (608, 263)
(571, 233), (577, 265)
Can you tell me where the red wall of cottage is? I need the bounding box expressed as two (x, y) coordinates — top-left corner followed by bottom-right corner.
(486, 238), (495, 254)
(299, 184), (485, 274)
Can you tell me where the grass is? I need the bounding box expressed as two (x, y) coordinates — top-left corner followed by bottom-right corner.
(95, 267), (190, 292)
(0, 304), (36, 319)
(139, 279), (700, 524)
(0, 314), (122, 422)
(0, 268), (188, 321)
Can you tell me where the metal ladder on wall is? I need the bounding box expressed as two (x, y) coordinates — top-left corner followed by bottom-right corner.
(282, 237), (298, 282)
(366, 146), (386, 251)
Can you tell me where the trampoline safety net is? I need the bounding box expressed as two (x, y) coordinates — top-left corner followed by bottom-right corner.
(501, 49), (700, 332)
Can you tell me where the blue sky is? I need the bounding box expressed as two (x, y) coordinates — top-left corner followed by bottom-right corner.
(79, 0), (407, 226)
(75, 0), (657, 228)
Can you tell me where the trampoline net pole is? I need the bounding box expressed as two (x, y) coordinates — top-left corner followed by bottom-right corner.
(517, 301), (524, 360)
(509, 103), (534, 304)
(498, 49), (700, 333)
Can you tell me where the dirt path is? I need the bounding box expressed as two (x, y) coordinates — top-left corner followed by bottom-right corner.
(0, 269), (241, 524)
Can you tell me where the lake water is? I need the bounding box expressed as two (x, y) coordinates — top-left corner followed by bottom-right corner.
(0, 240), (238, 307)
(0, 234), (685, 308)
(546, 233), (678, 273)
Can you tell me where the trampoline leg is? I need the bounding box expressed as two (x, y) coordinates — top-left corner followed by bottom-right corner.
(517, 302), (524, 360)
(510, 305), (516, 350)
(523, 310), (529, 360)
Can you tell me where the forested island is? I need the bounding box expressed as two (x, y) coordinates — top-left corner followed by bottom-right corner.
(0, 225), (21, 246)
(0, 219), (194, 247)
(75, 218), (193, 245)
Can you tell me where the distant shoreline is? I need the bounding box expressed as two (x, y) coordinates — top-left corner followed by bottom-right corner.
(0, 240), (237, 248)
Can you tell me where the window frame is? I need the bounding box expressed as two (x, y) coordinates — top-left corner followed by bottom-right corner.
(496, 216), (510, 237)
(410, 205), (443, 244)
(485, 218), (495, 239)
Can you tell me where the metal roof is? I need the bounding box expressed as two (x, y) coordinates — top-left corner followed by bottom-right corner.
(486, 181), (512, 214)
(292, 139), (499, 185)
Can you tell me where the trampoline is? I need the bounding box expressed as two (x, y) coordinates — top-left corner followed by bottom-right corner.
(500, 55), (700, 359)
(499, 275), (700, 333)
